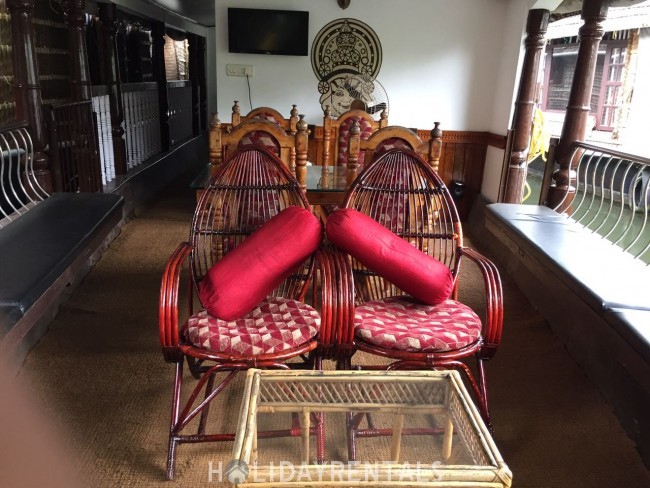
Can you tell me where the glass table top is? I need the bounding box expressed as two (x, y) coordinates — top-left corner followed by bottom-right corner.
(190, 164), (351, 194)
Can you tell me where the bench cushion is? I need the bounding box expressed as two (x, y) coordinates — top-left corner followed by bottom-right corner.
(486, 204), (648, 312)
(0, 192), (123, 338)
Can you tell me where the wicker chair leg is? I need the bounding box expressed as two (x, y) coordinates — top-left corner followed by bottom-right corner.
(346, 411), (358, 461)
(166, 436), (178, 480)
(198, 372), (216, 435)
(476, 358), (492, 430)
(166, 360), (184, 480)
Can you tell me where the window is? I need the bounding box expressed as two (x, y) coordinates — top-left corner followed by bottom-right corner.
(541, 39), (627, 132)
(597, 44), (627, 130)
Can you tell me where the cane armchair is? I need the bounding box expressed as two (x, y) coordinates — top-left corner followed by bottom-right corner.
(327, 148), (503, 458)
(322, 106), (388, 169)
(159, 146), (339, 479)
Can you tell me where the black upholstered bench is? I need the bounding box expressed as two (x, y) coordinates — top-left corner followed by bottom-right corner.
(484, 202), (650, 467)
(485, 203), (648, 313)
(0, 192), (124, 364)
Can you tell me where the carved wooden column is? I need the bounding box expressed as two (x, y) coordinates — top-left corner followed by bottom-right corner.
(62, 0), (91, 101)
(98, 2), (127, 175)
(504, 9), (549, 203)
(7, 0), (51, 192)
(208, 113), (221, 173)
(546, 0), (609, 212)
(295, 115), (309, 191)
(151, 22), (170, 151)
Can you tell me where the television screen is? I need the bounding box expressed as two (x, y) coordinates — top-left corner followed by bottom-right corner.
(228, 8), (309, 56)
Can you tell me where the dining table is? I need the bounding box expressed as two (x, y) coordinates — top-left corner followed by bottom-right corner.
(190, 163), (355, 207)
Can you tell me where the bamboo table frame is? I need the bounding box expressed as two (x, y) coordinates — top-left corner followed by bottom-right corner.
(229, 370), (512, 487)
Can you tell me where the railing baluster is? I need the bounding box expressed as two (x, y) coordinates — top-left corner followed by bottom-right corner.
(552, 141), (650, 263)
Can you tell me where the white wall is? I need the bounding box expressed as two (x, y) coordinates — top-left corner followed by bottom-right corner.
(214, 0), (521, 131)
(481, 0), (532, 202)
(213, 0), (553, 201)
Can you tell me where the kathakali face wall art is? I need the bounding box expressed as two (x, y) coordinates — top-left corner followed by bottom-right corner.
(311, 18), (382, 116)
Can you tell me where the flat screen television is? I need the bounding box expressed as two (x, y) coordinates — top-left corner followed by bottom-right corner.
(228, 8), (309, 56)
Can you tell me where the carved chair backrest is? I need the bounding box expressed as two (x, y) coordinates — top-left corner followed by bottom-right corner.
(347, 123), (443, 174)
(191, 146), (312, 300)
(342, 148), (461, 303)
(210, 118), (309, 178)
(231, 101), (299, 134)
(322, 107), (388, 168)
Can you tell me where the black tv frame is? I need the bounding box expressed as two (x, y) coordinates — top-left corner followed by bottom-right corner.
(227, 8), (309, 56)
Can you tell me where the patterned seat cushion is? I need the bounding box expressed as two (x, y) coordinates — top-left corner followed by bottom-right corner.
(238, 131), (281, 155)
(355, 297), (481, 352)
(185, 297), (320, 356)
(337, 117), (373, 166)
(375, 137), (414, 156)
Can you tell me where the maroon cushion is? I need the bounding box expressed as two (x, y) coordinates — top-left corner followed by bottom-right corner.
(326, 208), (454, 306)
(355, 297), (481, 352)
(185, 297), (320, 356)
(199, 207), (322, 320)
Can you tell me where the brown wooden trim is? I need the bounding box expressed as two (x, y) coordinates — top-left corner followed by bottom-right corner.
(486, 132), (507, 150)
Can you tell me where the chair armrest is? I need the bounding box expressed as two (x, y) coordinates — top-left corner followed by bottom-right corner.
(459, 247), (504, 359)
(159, 242), (192, 362)
(314, 244), (356, 361)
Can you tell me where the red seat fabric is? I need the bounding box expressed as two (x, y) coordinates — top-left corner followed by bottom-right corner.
(338, 117), (373, 166)
(199, 206), (322, 321)
(252, 112), (283, 125)
(185, 297), (320, 356)
(355, 297), (482, 352)
(375, 137), (413, 156)
(326, 208), (454, 306)
(238, 130), (281, 154)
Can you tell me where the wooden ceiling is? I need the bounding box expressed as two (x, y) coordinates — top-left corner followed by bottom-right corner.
(148, 0), (215, 27)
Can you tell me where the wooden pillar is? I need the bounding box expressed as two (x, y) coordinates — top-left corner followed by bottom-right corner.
(504, 9), (549, 203)
(546, 0), (609, 212)
(152, 22), (170, 151)
(188, 33), (200, 136)
(98, 2), (127, 175)
(295, 115), (309, 191)
(7, 0), (51, 192)
(62, 0), (92, 101)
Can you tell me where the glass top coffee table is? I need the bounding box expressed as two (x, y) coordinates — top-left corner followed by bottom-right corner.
(228, 369), (511, 487)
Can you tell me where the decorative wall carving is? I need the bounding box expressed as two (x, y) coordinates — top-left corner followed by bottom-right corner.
(311, 18), (382, 116)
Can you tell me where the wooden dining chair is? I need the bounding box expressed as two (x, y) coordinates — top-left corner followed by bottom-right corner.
(322, 106), (388, 169)
(159, 146), (342, 479)
(209, 116), (310, 189)
(325, 148), (503, 460)
(346, 123), (443, 182)
(231, 100), (300, 134)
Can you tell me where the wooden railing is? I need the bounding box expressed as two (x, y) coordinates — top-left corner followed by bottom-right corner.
(0, 123), (48, 227)
(91, 91), (115, 186)
(122, 82), (162, 169)
(167, 80), (193, 148)
(544, 142), (650, 263)
(48, 100), (103, 193)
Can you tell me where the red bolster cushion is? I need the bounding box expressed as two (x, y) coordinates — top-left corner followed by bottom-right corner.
(199, 206), (322, 320)
(326, 208), (454, 306)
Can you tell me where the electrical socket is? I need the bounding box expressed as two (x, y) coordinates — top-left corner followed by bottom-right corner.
(226, 64), (254, 77)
